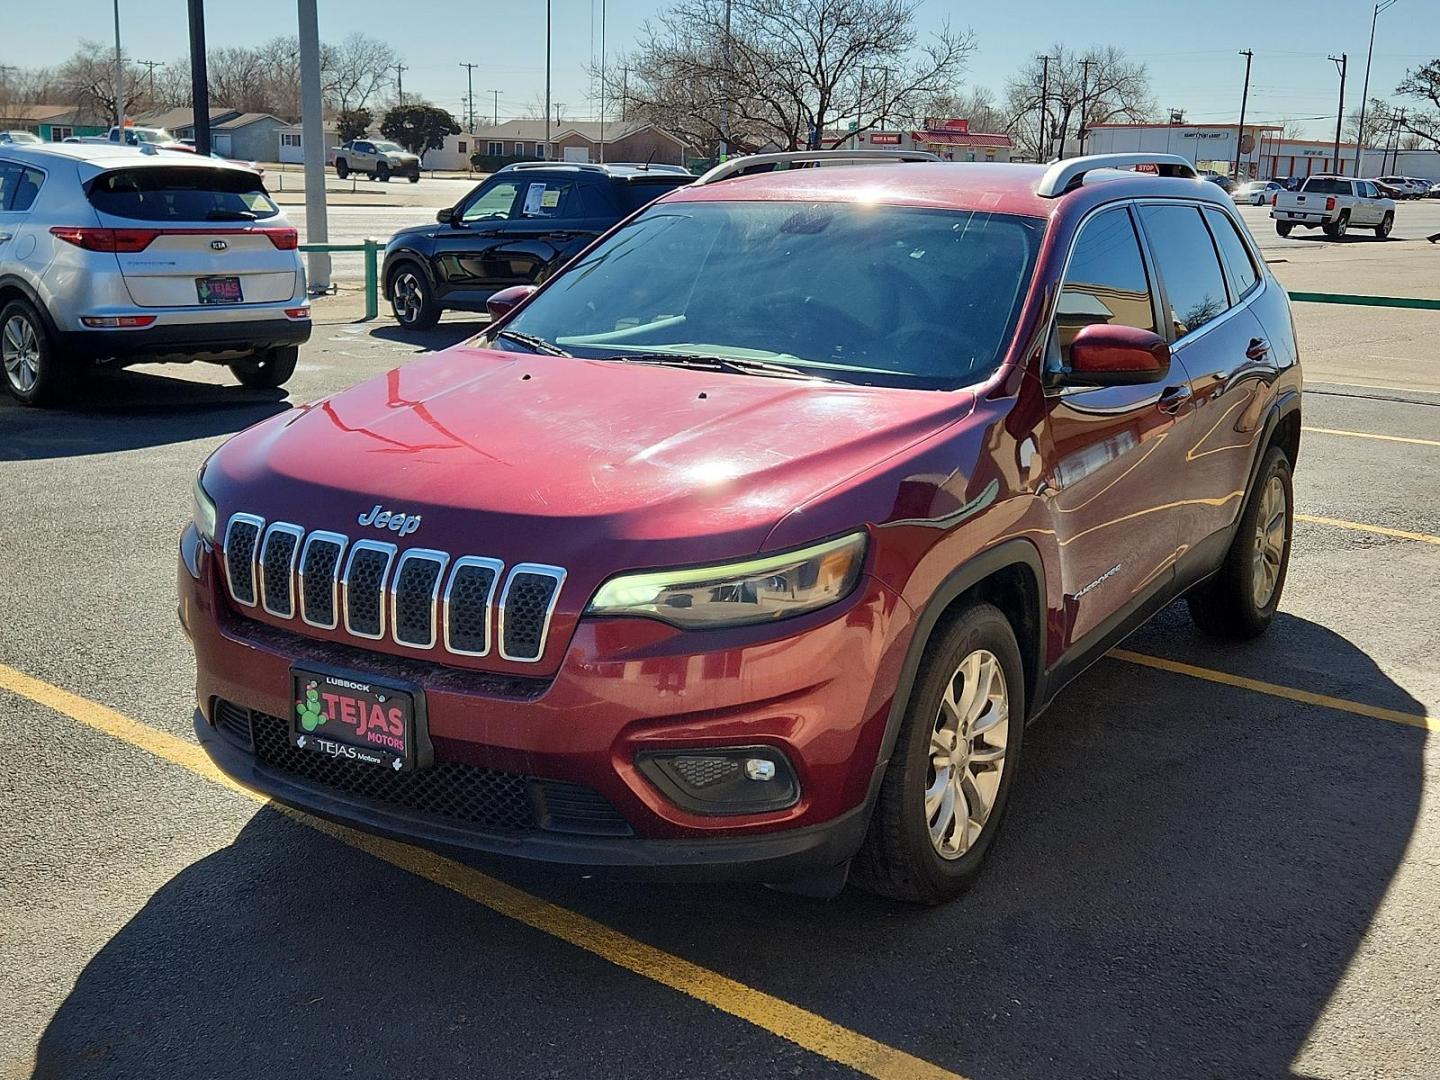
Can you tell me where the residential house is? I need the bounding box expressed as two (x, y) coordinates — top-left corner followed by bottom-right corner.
(0, 104), (107, 141)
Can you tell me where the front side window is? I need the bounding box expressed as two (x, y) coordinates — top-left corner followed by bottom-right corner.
(373, 141), (403, 154)
(461, 180), (521, 222)
(1138, 204), (1230, 339)
(498, 200), (1044, 390)
(1203, 208), (1259, 298)
(87, 167), (279, 222)
(1055, 206), (1155, 362)
(519, 180), (576, 218)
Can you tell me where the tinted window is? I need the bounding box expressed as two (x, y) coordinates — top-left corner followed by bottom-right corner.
(1138, 205), (1229, 339)
(612, 179), (691, 214)
(1203, 208), (1258, 298)
(87, 167), (279, 222)
(519, 180), (577, 219)
(461, 180), (521, 222)
(1056, 206), (1154, 360)
(502, 201), (1044, 390)
(1301, 177), (1350, 196)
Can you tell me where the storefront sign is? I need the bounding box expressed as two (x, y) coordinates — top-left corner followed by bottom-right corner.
(870, 133), (901, 145)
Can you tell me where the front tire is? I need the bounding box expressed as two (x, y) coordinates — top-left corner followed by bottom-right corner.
(853, 602), (1025, 905)
(388, 263), (441, 329)
(335, 159), (349, 180)
(376, 163), (390, 183)
(1187, 445), (1293, 640)
(1, 297), (70, 407)
(1376, 212), (1393, 239)
(229, 345), (298, 389)
(408, 173), (420, 184)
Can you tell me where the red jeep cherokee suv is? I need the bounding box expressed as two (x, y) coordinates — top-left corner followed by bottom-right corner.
(180, 152), (1300, 904)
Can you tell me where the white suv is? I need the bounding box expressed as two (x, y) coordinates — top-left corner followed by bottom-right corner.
(0, 142), (311, 406)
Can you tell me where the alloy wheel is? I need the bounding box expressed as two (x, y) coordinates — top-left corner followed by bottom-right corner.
(1, 313), (40, 395)
(393, 272), (424, 324)
(1251, 473), (1288, 608)
(926, 649), (1010, 860)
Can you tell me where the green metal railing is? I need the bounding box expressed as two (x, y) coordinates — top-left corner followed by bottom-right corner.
(1286, 291), (1440, 311)
(298, 239), (384, 320)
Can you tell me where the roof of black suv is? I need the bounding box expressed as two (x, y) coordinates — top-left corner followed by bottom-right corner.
(494, 161), (692, 182)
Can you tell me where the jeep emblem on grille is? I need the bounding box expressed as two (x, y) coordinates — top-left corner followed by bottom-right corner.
(357, 504), (422, 537)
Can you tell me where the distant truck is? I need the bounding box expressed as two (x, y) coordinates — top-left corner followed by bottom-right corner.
(332, 138), (422, 183)
(1270, 175), (1395, 239)
(68, 126), (186, 148)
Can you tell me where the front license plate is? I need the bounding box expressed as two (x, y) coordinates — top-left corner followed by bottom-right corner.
(197, 275), (243, 305)
(292, 668), (415, 771)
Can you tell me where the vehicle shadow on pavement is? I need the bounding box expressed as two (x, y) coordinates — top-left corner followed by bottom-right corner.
(366, 319), (486, 353)
(28, 614), (1425, 1080)
(0, 369), (289, 461)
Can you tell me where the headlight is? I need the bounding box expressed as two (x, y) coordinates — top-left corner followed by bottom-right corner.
(586, 532), (867, 629)
(192, 467), (218, 543)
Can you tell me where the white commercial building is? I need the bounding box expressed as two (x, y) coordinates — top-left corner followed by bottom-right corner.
(1086, 123), (1360, 181)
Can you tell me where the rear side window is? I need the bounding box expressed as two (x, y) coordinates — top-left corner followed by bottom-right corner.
(1301, 177), (1350, 196)
(612, 179), (691, 215)
(1056, 206), (1155, 361)
(1138, 205), (1229, 339)
(0, 162), (44, 211)
(88, 167), (279, 222)
(1203, 208), (1259, 298)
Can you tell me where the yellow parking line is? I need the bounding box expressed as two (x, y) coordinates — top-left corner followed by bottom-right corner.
(1110, 650), (1435, 732)
(1296, 513), (1440, 547)
(0, 663), (962, 1080)
(1302, 425), (1440, 449)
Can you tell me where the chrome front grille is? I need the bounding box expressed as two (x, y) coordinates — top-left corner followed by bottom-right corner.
(221, 515), (563, 663)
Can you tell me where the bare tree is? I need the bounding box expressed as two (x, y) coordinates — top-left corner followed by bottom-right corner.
(55, 42), (153, 124)
(326, 33), (398, 113)
(207, 46), (275, 113)
(1345, 97), (1393, 147)
(1395, 58), (1440, 150)
(1003, 45), (1154, 160)
(608, 0), (975, 156)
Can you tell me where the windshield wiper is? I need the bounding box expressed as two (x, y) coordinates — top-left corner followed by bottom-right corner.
(593, 352), (825, 380)
(206, 209), (258, 221)
(493, 329), (571, 356)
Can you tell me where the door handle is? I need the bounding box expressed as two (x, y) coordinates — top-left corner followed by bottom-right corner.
(0, 232), (12, 243)
(1157, 384), (1193, 415)
(1246, 338), (1270, 361)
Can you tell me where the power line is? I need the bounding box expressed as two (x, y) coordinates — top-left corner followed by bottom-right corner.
(458, 61), (479, 133)
(394, 62), (408, 103)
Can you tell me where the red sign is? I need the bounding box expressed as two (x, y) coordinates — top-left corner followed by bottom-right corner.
(870, 133), (901, 145)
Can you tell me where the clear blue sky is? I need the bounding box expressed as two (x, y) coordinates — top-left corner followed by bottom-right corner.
(5, 0), (1436, 138)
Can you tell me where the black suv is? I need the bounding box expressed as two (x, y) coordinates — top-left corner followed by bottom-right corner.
(381, 162), (693, 328)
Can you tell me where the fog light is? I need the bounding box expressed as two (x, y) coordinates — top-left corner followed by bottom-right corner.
(80, 315), (156, 328)
(637, 746), (799, 816)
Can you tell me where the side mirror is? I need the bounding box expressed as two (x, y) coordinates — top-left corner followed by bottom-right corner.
(1065, 324), (1170, 386)
(486, 284), (537, 321)
(436, 207), (455, 224)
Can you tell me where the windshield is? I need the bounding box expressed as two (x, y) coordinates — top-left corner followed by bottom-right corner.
(88, 167), (280, 221)
(373, 141), (404, 153)
(496, 200), (1044, 390)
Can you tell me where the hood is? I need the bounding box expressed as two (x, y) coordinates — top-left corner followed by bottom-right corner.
(209, 347), (975, 574)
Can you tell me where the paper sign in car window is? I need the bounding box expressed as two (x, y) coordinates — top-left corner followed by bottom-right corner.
(523, 183), (547, 215)
(540, 187), (562, 209)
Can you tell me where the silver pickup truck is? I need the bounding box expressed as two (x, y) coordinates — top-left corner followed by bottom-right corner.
(1271, 175), (1395, 239)
(332, 139), (422, 183)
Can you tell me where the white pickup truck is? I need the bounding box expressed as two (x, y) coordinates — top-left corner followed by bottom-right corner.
(1271, 175), (1395, 239)
(67, 126), (181, 148)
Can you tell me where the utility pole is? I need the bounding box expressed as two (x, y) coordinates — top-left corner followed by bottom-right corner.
(112, 0), (125, 128)
(485, 89), (501, 127)
(1328, 53), (1347, 174)
(720, 0), (732, 158)
(1234, 49), (1253, 180)
(1385, 107), (1405, 174)
(1356, 0), (1400, 179)
(1078, 57), (1094, 156)
(186, 1), (209, 154)
(298, 0), (329, 291)
(544, 0), (552, 155)
(137, 59), (163, 102)
(598, 0), (606, 162)
(394, 62), (408, 105)
(620, 66), (628, 122)
(459, 62), (479, 133)
(1038, 55), (1053, 163)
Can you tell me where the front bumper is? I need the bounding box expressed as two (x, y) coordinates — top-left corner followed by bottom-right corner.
(179, 529), (912, 881)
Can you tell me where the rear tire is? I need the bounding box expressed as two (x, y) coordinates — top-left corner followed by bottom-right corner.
(335, 159), (349, 180)
(853, 602), (1025, 905)
(1323, 211), (1349, 239)
(388, 263), (441, 329)
(1275, 221), (1293, 237)
(229, 345), (298, 389)
(1376, 212), (1393, 239)
(1, 297), (71, 407)
(1187, 445), (1293, 640)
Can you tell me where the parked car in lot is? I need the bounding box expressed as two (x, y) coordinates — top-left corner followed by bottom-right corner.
(0, 142), (310, 406)
(0, 130), (43, 145)
(70, 125), (189, 149)
(332, 139), (421, 182)
(381, 161), (694, 328)
(1374, 175), (1427, 199)
(1200, 171), (1234, 193)
(1233, 180), (1280, 205)
(1271, 175), (1394, 238)
(183, 150), (1301, 904)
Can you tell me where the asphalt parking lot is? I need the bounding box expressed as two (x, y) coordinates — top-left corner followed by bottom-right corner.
(1, 220), (1437, 1079)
